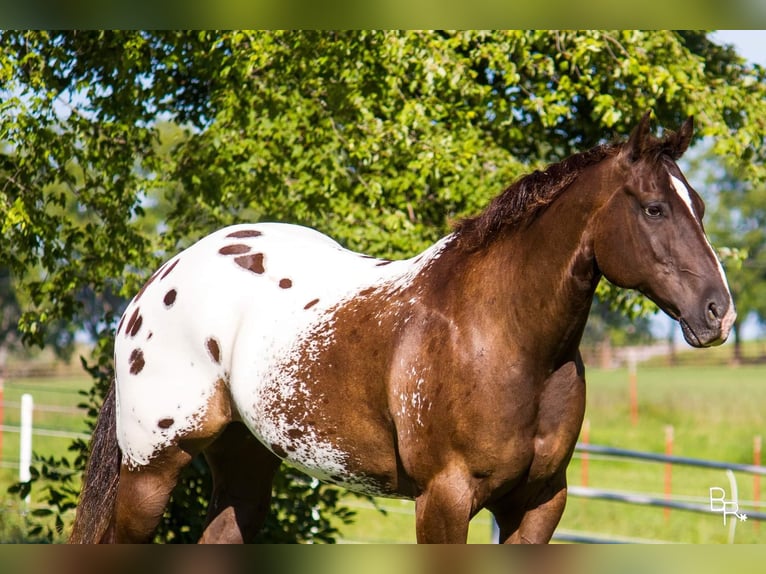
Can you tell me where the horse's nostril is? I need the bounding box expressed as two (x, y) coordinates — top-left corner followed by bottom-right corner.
(707, 301), (720, 321)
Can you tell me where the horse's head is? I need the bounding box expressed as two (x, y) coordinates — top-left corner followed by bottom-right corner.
(593, 112), (736, 347)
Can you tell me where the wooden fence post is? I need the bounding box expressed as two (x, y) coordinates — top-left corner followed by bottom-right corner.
(628, 351), (638, 426)
(664, 425), (674, 521)
(581, 419), (590, 488)
(755, 435), (762, 534)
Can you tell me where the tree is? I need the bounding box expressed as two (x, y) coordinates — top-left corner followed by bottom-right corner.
(0, 267), (22, 369)
(1, 30), (764, 542)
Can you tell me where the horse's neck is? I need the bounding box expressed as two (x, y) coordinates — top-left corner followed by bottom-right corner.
(455, 167), (609, 365)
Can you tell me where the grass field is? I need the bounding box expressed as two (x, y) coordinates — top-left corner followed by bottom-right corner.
(0, 343), (763, 543)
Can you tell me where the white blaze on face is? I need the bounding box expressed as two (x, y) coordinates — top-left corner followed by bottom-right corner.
(669, 174), (698, 220)
(669, 174), (737, 335)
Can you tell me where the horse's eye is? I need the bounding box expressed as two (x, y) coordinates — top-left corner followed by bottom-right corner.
(643, 204), (664, 218)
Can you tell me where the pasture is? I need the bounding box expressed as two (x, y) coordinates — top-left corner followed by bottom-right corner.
(0, 346), (763, 543)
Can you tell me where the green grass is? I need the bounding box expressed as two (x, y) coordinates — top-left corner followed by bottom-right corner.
(0, 355), (763, 543)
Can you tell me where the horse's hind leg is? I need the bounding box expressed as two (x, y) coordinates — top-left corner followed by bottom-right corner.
(102, 445), (192, 543)
(199, 422), (281, 543)
(104, 377), (234, 543)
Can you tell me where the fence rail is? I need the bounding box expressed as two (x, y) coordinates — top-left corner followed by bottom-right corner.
(0, 424), (90, 441)
(559, 440), (765, 543)
(567, 485), (766, 521)
(576, 442), (766, 476)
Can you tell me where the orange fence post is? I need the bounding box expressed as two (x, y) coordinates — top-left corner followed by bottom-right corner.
(628, 351), (638, 426)
(755, 435), (762, 533)
(664, 425), (673, 521)
(581, 419), (590, 488)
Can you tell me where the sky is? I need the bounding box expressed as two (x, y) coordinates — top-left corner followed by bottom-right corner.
(709, 30), (766, 66)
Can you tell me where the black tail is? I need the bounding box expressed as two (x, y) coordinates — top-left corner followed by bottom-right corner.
(69, 382), (120, 543)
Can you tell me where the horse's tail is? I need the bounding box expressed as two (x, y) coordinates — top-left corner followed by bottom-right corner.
(69, 381), (120, 544)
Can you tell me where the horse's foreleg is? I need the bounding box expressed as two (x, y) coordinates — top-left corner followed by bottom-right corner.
(199, 423), (281, 543)
(414, 468), (473, 543)
(492, 477), (567, 544)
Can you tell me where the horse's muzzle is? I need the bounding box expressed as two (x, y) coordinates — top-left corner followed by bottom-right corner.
(680, 297), (736, 348)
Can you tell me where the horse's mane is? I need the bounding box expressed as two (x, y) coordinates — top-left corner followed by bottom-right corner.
(453, 144), (619, 251)
(453, 126), (686, 252)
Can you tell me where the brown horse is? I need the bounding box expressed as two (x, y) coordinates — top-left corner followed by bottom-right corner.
(70, 113), (735, 544)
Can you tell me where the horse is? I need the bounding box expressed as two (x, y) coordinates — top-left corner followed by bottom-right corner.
(69, 112), (735, 544)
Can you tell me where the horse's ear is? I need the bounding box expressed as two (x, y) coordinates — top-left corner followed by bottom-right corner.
(669, 116), (694, 159)
(624, 111), (652, 163)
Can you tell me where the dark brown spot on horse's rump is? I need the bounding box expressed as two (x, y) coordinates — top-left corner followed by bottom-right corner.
(218, 244), (251, 256)
(359, 286), (375, 297)
(125, 307), (141, 338)
(304, 298), (320, 310)
(128, 348), (145, 375)
(205, 337), (221, 364)
(279, 278), (292, 289)
(157, 418), (174, 429)
(285, 444), (296, 453)
(234, 253), (265, 274)
(375, 260), (393, 266)
(287, 428), (304, 440)
(270, 443), (287, 458)
(128, 314), (143, 338)
(163, 289), (177, 307)
(147, 331), (153, 340)
(160, 258), (180, 280)
(226, 229), (263, 239)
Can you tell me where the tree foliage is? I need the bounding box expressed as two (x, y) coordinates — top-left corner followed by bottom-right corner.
(1, 30), (764, 542)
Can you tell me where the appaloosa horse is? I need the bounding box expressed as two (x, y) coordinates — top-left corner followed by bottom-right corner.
(70, 113), (735, 544)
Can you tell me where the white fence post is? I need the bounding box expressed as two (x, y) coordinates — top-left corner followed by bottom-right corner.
(726, 469), (738, 544)
(19, 393), (33, 504)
